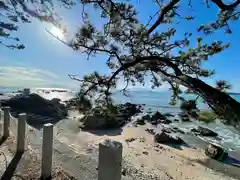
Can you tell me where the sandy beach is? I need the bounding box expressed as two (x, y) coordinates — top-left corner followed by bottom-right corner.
(1, 91), (240, 179)
(53, 111), (240, 180)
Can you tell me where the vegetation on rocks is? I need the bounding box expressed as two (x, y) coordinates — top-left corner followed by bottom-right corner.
(198, 110), (218, 123)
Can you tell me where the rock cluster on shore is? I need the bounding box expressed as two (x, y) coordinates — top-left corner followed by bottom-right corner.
(80, 103), (143, 130)
(1, 93), (68, 126)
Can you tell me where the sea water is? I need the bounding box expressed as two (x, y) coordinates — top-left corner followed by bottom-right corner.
(1, 87), (240, 152)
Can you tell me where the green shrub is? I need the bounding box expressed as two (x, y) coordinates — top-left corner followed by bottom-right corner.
(199, 110), (217, 123)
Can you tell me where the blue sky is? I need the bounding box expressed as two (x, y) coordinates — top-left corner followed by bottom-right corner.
(1, 0), (240, 91)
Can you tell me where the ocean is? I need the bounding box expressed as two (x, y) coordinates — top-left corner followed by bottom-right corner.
(1, 87), (240, 153)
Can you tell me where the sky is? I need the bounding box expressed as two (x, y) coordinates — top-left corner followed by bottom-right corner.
(1, 0), (240, 92)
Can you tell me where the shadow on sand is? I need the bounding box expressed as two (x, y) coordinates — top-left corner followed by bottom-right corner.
(83, 128), (123, 136)
(194, 156), (240, 179)
(0, 136), (7, 146)
(1, 151), (23, 180)
(166, 141), (191, 150)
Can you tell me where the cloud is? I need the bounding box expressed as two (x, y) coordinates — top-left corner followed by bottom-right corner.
(0, 66), (77, 88)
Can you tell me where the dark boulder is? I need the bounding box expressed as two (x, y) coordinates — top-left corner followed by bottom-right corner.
(151, 111), (166, 121)
(191, 126), (218, 137)
(205, 143), (228, 161)
(2, 93), (67, 119)
(136, 118), (145, 125)
(118, 103), (143, 120)
(172, 127), (185, 134)
(180, 100), (197, 112)
(154, 131), (183, 144)
(163, 113), (174, 117)
(81, 113), (119, 130)
(145, 128), (156, 135)
(159, 119), (172, 124)
(142, 114), (151, 121)
(51, 98), (61, 104)
(179, 112), (191, 122)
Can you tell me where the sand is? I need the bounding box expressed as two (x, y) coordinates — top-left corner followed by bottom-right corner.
(54, 113), (240, 180)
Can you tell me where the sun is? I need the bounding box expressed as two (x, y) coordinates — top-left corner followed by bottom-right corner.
(50, 26), (65, 40)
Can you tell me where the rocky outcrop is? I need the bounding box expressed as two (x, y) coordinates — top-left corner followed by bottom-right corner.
(154, 131), (183, 144)
(2, 93), (67, 119)
(191, 126), (218, 137)
(180, 100), (197, 112)
(151, 111), (166, 121)
(118, 103), (143, 119)
(81, 103), (143, 130)
(80, 110), (120, 130)
(205, 143), (228, 161)
(179, 112), (191, 122)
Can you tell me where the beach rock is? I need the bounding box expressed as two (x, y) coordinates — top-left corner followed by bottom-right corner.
(125, 137), (137, 143)
(190, 110), (199, 119)
(154, 131), (183, 144)
(205, 143), (228, 161)
(2, 93), (67, 119)
(51, 98), (61, 104)
(81, 113), (119, 129)
(145, 128), (156, 135)
(142, 114), (151, 121)
(191, 126), (218, 137)
(136, 118), (145, 125)
(179, 112), (191, 122)
(151, 111), (166, 121)
(118, 102), (142, 118)
(172, 127), (185, 134)
(159, 119), (172, 124)
(163, 113), (174, 117)
(81, 115), (106, 129)
(180, 100), (197, 112)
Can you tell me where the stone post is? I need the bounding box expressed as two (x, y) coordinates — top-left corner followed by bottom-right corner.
(41, 123), (53, 179)
(16, 113), (27, 153)
(3, 107), (10, 139)
(98, 140), (123, 180)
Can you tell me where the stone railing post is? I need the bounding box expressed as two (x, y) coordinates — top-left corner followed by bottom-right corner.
(98, 140), (123, 180)
(3, 107), (10, 139)
(17, 113), (27, 153)
(41, 123), (53, 179)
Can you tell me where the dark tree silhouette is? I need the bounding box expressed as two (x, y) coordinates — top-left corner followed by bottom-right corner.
(68, 0), (240, 127)
(2, 0), (240, 127)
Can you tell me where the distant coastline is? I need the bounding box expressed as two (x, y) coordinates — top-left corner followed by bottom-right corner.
(229, 92), (240, 95)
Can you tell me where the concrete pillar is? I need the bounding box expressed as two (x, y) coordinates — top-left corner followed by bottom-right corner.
(41, 123), (53, 179)
(16, 113), (27, 153)
(98, 140), (123, 180)
(3, 107), (10, 138)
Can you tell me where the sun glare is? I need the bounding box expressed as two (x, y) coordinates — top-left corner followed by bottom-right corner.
(50, 26), (65, 40)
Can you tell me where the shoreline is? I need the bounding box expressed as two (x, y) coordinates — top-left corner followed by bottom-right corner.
(2, 106), (240, 179)
(1, 89), (240, 179)
(54, 114), (240, 180)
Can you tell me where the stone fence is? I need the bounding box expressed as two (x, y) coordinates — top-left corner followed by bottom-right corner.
(0, 105), (123, 180)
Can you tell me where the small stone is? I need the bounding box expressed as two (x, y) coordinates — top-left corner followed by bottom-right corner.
(122, 168), (127, 176)
(125, 137), (137, 143)
(143, 151), (149, 155)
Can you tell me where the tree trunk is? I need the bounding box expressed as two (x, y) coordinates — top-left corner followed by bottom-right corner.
(180, 75), (240, 127)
